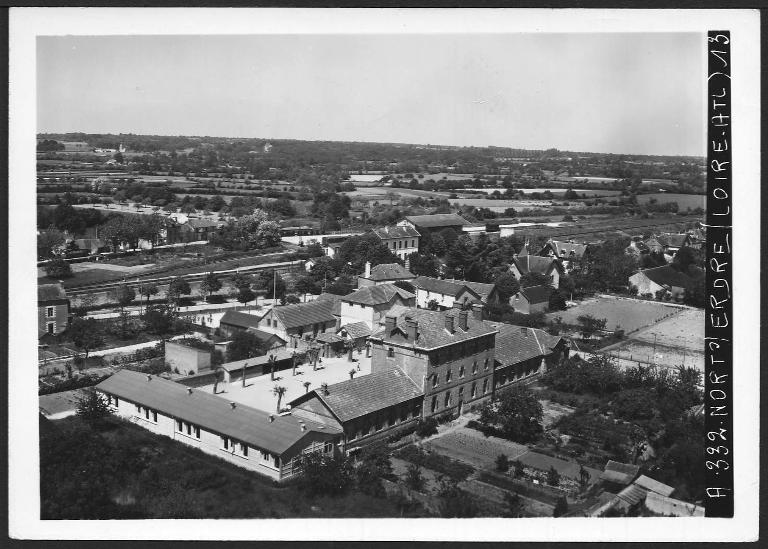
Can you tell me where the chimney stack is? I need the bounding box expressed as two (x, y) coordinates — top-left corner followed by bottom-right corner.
(230, 402), (237, 409)
(445, 314), (455, 334)
(364, 261), (371, 279)
(385, 314), (396, 336)
(146, 374), (152, 381)
(269, 414), (275, 423)
(472, 303), (484, 321)
(187, 387), (193, 394)
(458, 310), (469, 331)
(405, 318), (418, 341)
(321, 382), (329, 396)
(452, 300), (463, 310)
(521, 327), (528, 336)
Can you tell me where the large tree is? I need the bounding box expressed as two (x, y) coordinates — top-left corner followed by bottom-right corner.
(67, 317), (104, 361)
(166, 277), (191, 308)
(199, 272), (222, 301)
(478, 385), (544, 443)
(226, 330), (267, 361)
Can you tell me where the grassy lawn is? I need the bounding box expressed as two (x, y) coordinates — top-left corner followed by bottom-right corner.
(546, 295), (680, 334)
(40, 415), (428, 519)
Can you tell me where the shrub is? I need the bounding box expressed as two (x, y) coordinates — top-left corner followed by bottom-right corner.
(495, 453), (509, 473)
(415, 417), (438, 438)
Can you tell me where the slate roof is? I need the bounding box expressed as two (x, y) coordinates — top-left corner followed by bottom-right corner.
(371, 308), (497, 351)
(372, 225), (421, 240)
(38, 283), (68, 303)
(404, 214), (468, 229)
(271, 294), (341, 329)
(96, 369), (339, 455)
(220, 310), (263, 329)
(412, 276), (478, 298)
(340, 321), (373, 339)
(519, 284), (555, 305)
(492, 323), (563, 366)
(543, 240), (588, 259)
(290, 369), (423, 423)
(512, 255), (563, 276)
(443, 279), (496, 301)
(635, 265), (693, 289)
(600, 460), (640, 486)
(249, 329), (287, 346)
(365, 263), (415, 281)
(341, 284), (415, 306)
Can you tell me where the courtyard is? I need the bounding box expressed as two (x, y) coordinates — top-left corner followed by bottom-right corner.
(198, 352), (373, 413)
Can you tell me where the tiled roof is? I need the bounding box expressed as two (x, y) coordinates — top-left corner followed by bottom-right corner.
(249, 329), (286, 346)
(372, 308), (497, 351)
(492, 323), (563, 366)
(404, 214), (468, 228)
(38, 283), (67, 302)
(616, 483), (648, 507)
(600, 460), (640, 486)
(366, 263), (415, 281)
(412, 276), (475, 298)
(96, 369), (339, 455)
(291, 369), (423, 423)
(220, 310), (263, 329)
(443, 279), (496, 300)
(271, 294), (341, 329)
(341, 283), (414, 306)
(512, 255), (562, 276)
(636, 265), (693, 289)
(372, 225), (421, 240)
(340, 321), (373, 339)
(519, 284), (555, 304)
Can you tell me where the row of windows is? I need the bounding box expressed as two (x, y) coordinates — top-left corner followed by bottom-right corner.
(387, 239), (417, 250)
(431, 359), (490, 387)
(347, 404), (420, 441)
(496, 363), (541, 385)
(136, 404), (159, 424)
(429, 380), (488, 413)
(176, 418), (201, 439)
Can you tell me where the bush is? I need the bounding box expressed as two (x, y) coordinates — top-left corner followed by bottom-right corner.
(495, 453), (509, 472)
(415, 417), (438, 438)
(553, 495), (569, 517)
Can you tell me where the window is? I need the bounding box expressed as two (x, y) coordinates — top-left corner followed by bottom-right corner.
(444, 391), (451, 408)
(324, 441), (333, 453)
(400, 406), (409, 422)
(349, 430), (357, 441)
(472, 361), (478, 374)
(194, 426), (201, 439)
(458, 386), (464, 400)
(446, 369), (452, 382)
(177, 419), (183, 432)
(136, 404), (142, 414)
(361, 304), (366, 309)
(431, 396), (438, 413)
(46, 307), (54, 318)
(432, 374), (438, 388)
(260, 450), (271, 461)
(388, 347), (395, 358)
(484, 358), (489, 371)
(152, 410), (158, 422)
(47, 322), (55, 334)
(471, 383), (477, 398)
(240, 443), (249, 457)
(398, 241), (402, 249)
(186, 422), (192, 436)
(411, 240), (415, 247)
(222, 436), (230, 450)
(482, 379), (488, 394)
(459, 366), (465, 378)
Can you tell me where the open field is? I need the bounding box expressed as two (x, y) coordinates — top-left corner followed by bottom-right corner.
(423, 428), (529, 470)
(463, 188), (624, 198)
(546, 295), (680, 334)
(637, 193), (705, 210)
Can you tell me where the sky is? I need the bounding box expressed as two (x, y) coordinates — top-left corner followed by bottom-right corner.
(37, 33), (705, 156)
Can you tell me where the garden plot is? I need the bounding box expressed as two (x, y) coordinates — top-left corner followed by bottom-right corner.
(424, 427), (528, 470)
(546, 296), (680, 334)
(540, 400), (575, 429)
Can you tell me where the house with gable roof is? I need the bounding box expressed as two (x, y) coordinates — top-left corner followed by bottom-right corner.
(255, 293), (341, 343)
(357, 261), (415, 288)
(371, 224), (420, 260)
(38, 283), (70, 337)
(509, 244), (564, 289)
(339, 283), (416, 330)
(511, 284), (555, 315)
(411, 276), (483, 310)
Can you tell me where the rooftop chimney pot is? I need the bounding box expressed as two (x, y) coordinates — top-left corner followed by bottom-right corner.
(458, 310), (469, 331)
(406, 318), (418, 341)
(445, 315), (455, 334)
(269, 414), (275, 422)
(187, 387), (193, 394)
(146, 374), (152, 381)
(364, 261), (371, 279)
(471, 303), (484, 321)
(230, 402), (236, 409)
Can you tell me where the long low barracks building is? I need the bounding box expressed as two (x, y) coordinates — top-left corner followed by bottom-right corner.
(96, 369), (342, 482)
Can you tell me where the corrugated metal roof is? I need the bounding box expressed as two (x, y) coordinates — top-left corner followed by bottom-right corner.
(341, 283), (414, 306)
(38, 283), (67, 302)
(271, 294), (341, 329)
(96, 369), (339, 455)
(290, 369), (423, 423)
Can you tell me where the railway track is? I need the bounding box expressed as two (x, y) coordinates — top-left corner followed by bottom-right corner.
(66, 258), (304, 296)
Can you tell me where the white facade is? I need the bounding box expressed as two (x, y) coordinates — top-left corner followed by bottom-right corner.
(379, 237), (419, 261)
(100, 391), (284, 480)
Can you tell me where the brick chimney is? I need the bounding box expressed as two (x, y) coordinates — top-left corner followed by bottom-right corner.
(385, 314), (396, 336)
(321, 382), (329, 396)
(445, 314), (455, 334)
(364, 261), (371, 279)
(521, 327), (528, 336)
(458, 309), (469, 331)
(472, 303), (484, 321)
(452, 300), (463, 310)
(405, 318), (418, 341)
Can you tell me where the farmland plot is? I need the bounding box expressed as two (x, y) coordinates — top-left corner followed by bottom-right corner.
(546, 296), (680, 334)
(424, 428), (528, 470)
